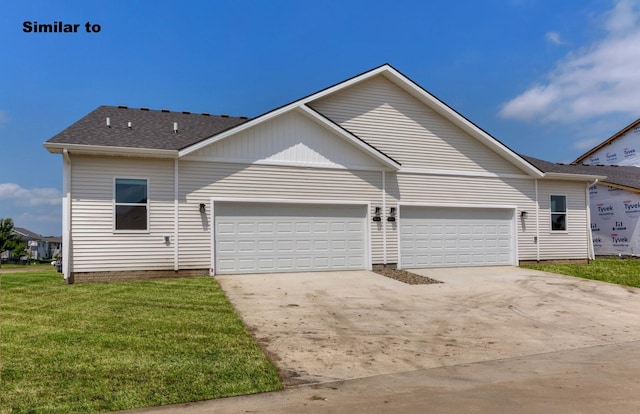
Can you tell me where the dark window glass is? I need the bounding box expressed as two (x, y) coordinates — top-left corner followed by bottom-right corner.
(115, 178), (148, 231)
(116, 179), (147, 203)
(550, 195), (567, 231)
(116, 205), (147, 230)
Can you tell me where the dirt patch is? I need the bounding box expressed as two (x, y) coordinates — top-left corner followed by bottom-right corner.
(373, 267), (443, 285)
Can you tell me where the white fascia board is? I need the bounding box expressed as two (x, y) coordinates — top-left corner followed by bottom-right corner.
(542, 172), (607, 181)
(600, 182), (640, 194)
(378, 66), (545, 178)
(297, 105), (400, 170)
(44, 142), (178, 158)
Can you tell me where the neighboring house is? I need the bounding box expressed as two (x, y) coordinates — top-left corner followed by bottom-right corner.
(44, 64), (604, 284)
(1, 227), (62, 262)
(573, 118), (640, 256)
(575, 118), (640, 167)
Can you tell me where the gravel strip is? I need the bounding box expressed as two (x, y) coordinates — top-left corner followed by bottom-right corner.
(373, 268), (443, 285)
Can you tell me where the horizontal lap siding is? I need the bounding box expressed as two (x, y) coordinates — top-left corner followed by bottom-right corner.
(309, 76), (524, 175)
(70, 156), (175, 272)
(537, 181), (589, 260)
(395, 173), (538, 261)
(178, 162), (383, 269)
(188, 110), (381, 170)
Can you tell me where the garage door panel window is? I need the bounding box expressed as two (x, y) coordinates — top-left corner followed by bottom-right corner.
(550, 195), (567, 232)
(114, 178), (148, 232)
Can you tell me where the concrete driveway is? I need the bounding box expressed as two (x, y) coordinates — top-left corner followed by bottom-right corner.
(216, 266), (640, 385)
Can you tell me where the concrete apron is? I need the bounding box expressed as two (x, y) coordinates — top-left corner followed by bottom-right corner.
(216, 266), (640, 385)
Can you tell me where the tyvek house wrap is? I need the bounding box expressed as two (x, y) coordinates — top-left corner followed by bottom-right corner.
(590, 183), (640, 256)
(584, 125), (640, 166)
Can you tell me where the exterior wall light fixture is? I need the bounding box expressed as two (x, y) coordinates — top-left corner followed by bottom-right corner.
(388, 207), (396, 222)
(373, 206), (382, 222)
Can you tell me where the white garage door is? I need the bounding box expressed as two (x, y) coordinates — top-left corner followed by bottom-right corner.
(400, 206), (515, 268)
(214, 202), (367, 274)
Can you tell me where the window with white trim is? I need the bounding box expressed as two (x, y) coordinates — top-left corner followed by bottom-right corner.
(550, 195), (567, 231)
(115, 178), (148, 231)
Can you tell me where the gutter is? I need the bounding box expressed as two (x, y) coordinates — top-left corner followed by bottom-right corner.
(586, 179), (599, 261)
(62, 149), (72, 281)
(44, 142), (178, 159)
(542, 172), (607, 181)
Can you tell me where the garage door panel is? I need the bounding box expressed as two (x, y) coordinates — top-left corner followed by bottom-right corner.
(215, 203), (366, 274)
(401, 206), (514, 268)
(238, 223), (255, 233)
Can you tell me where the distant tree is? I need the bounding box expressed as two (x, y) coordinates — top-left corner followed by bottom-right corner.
(0, 218), (24, 266)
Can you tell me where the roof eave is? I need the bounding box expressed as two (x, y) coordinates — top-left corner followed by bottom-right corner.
(44, 142), (178, 158)
(599, 181), (640, 193)
(542, 172), (606, 181)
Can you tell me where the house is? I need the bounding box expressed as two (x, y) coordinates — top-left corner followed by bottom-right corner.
(13, 227), (62, 261)
(574, 118), (640, 167)
(573, 119), (640, 256)
(0, 227), (62, 262)
(44, 64), (604, 283)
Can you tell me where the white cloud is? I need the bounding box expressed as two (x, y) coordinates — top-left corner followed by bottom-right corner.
(0, 183), (61, 207)
(500, 0), (640, 123)
(545, 31), (565, 45)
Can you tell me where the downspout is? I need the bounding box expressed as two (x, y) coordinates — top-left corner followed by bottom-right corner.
(174, 159), (179, 271)
(535, 179), (540, 262)
(382, 170), (387, 265)
(62, 149), (72, 282)
(586, 179), (598, 261)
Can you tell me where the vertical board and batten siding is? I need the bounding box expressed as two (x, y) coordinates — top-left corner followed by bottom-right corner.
(537, 180), (589, 260)
(178, 161), (383, 269)
(394, 173), (539, 261)
(188, 110), (382, 170)
(70, 156), (175, 272)
(309, 75), (525, 175)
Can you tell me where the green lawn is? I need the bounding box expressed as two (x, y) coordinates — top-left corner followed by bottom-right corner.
(1, 263), (54, 271)
(0, 270), (282, 413)
(522, 258), (640, 287)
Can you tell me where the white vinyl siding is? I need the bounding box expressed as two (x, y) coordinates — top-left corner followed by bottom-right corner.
(178, 161), (383, 269)
(184, 109), (382, 170)
(538, 181), (589, 260)
(309, 76), (524, 175)
(70, 156), (175, 272)
(214, 202), (366, 274)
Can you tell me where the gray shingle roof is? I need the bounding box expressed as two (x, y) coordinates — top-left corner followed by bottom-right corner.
(523, 155), (640, 192)
(46, 106), (250, 150)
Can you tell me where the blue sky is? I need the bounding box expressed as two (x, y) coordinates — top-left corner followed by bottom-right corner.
(1, 0), (639, 236)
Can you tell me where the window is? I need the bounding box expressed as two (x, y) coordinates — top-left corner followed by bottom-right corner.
(115, 178), (148, 231)
(550, 195), (567, 231)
